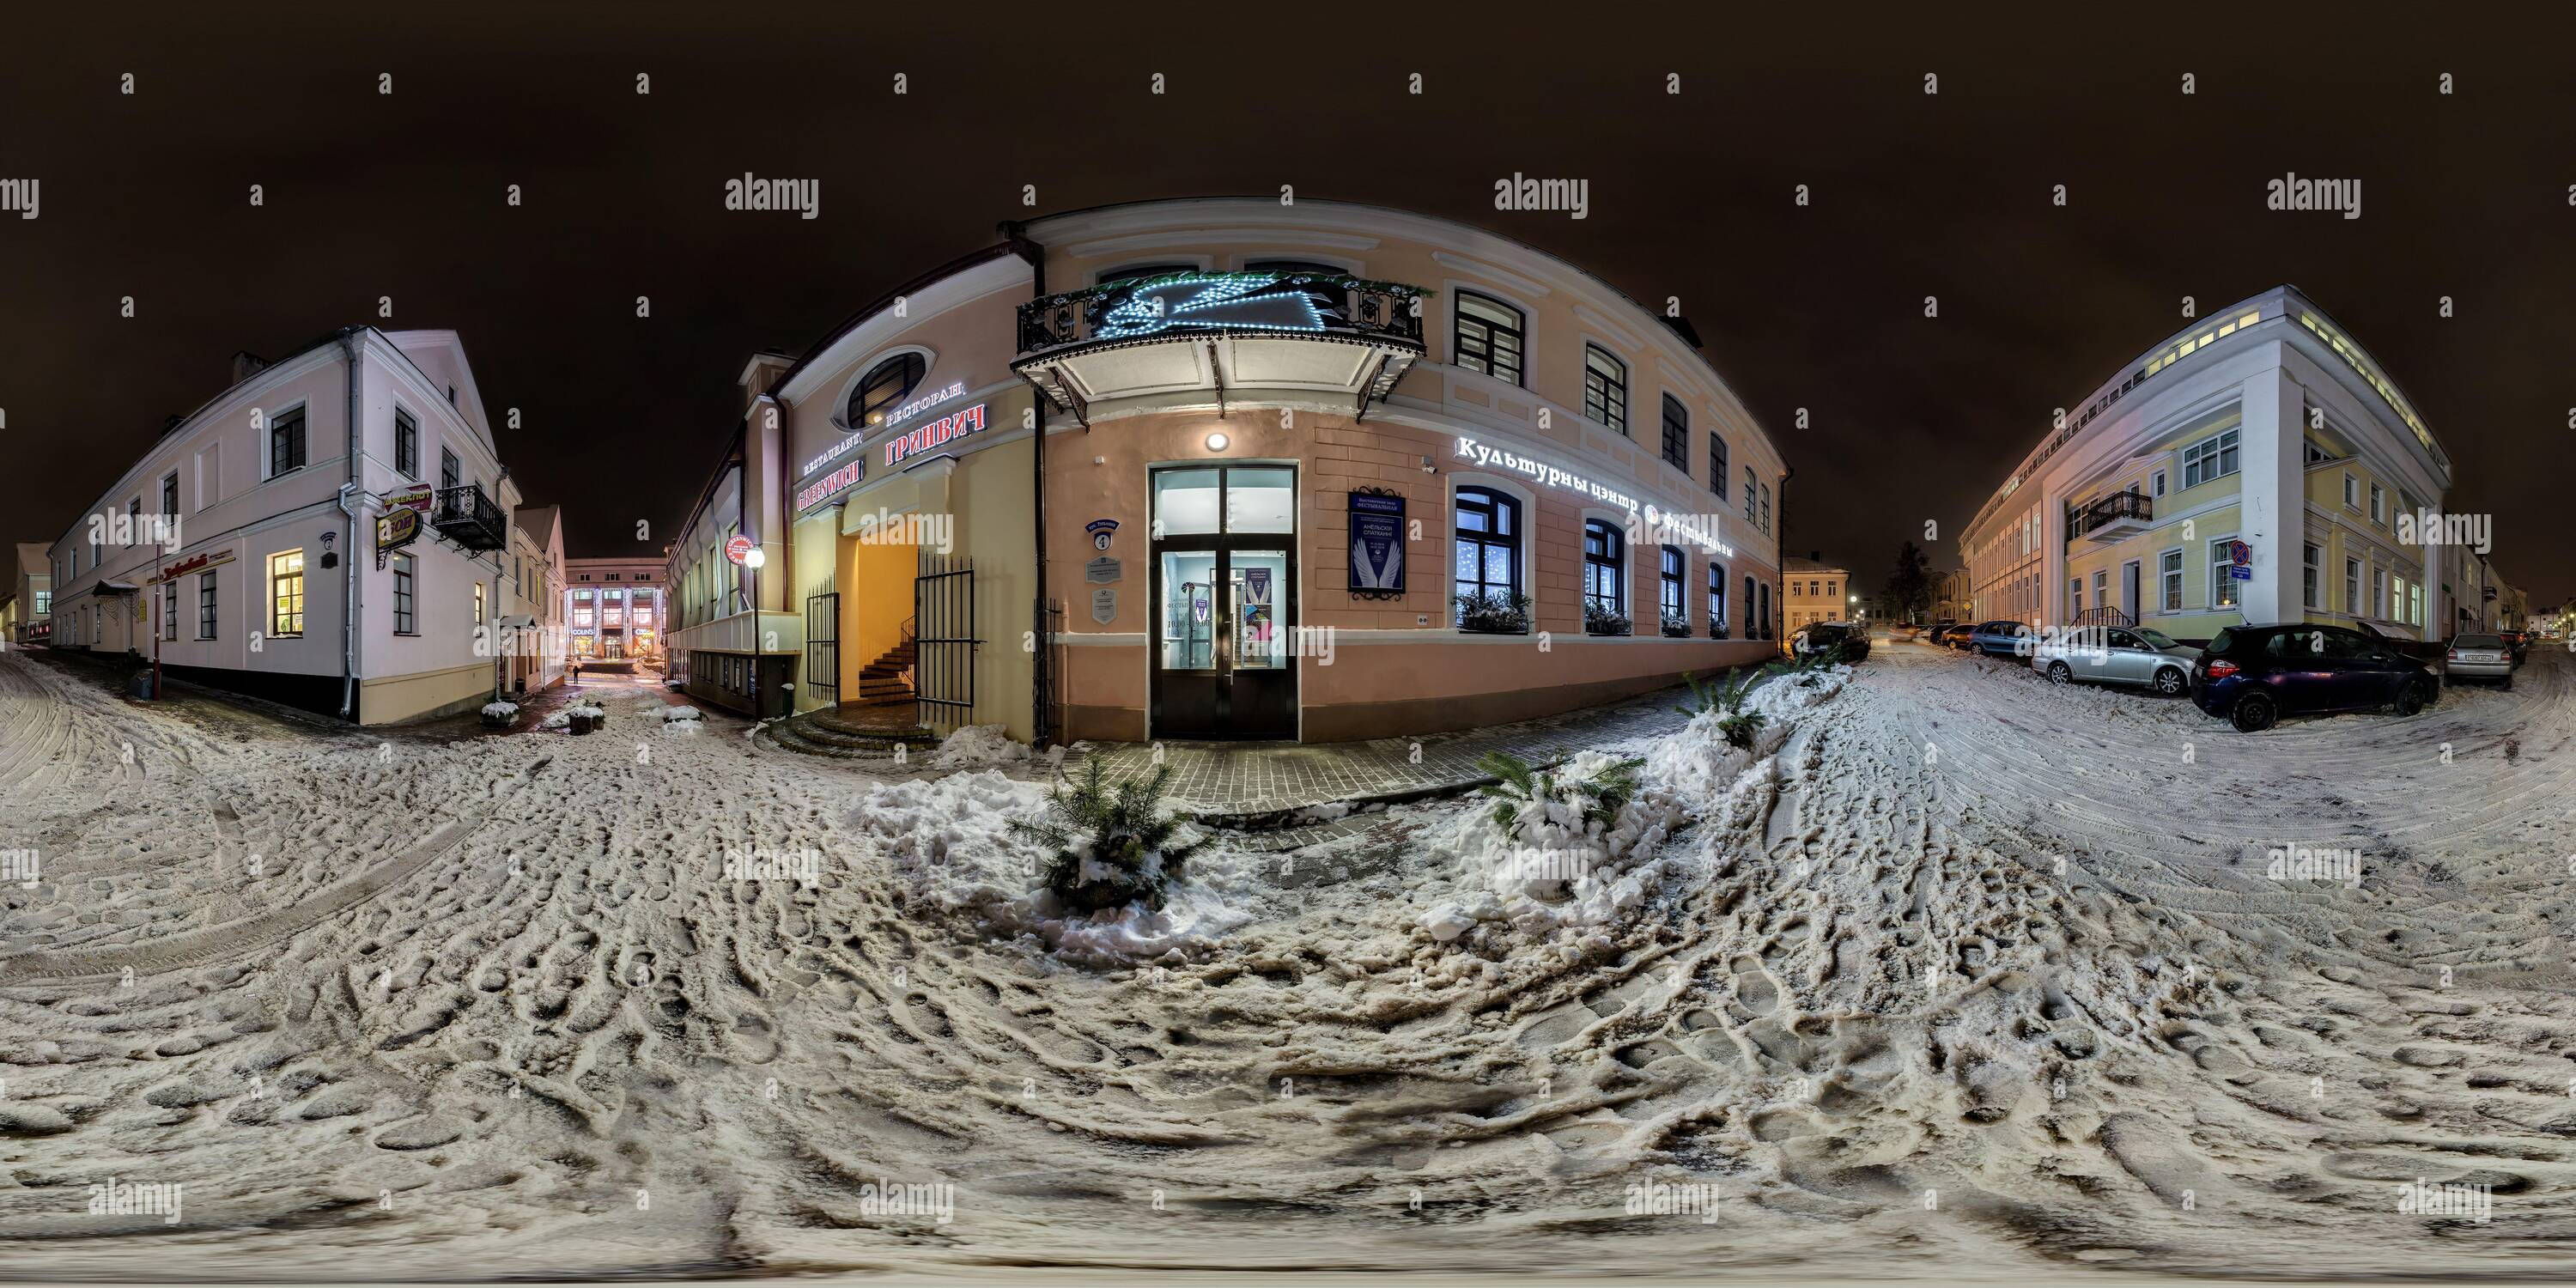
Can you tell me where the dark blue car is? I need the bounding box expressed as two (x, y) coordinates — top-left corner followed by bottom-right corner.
(1965, 619), (2034, 660)
(2189, 623), (2439, 732)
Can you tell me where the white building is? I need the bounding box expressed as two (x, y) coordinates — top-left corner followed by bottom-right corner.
(46, 329), (523, 723)
(506, 504), (569, 696)
(565, 556), (665, 665)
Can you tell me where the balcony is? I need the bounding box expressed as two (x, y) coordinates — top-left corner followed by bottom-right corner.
(2069, 489), (2153, 544)
(432, 483), (507, 551)
(1014, 271), (1428, 425)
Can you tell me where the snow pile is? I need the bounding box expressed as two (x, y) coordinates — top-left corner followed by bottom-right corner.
(841, 770), (1250, 964)
(931, 722), (1031, 769)
(1643, 663), (1849, 801)
(539, 710), (569, 728)
(657, 705), (703, 722)
(657, 704), (706, 735)
(480, 701), (519, 720)
(1422, 750), (1687, 943)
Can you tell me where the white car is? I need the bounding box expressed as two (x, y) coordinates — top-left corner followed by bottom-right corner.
(2444, 634), (2512, 690)
(2030, 625), (2201, 696)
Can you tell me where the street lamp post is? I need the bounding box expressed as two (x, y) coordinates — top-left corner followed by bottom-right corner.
(742, 546), (767, 720)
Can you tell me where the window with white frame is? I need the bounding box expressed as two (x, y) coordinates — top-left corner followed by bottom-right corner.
(197, 572), (215, 639)
(161, 581), (178, 641)
(2372, 567), (2387, 619)
(2210, 539), (2239, 609)
(393, 554), (417, 635)
(2344, 557), (2360, 614)
(268, 406), (307, 477)
(1452, 292), (1525, 386)
(2302, 542), (2320, 609)
(2152, 468), (2166, 497)
(1583, 345), (1627, 434)
(2093, 569), (2107, 614)
(2370, 483), (2385, 525)
(2343, 472), (2359, 508)
(2181, 428), (2239, 489)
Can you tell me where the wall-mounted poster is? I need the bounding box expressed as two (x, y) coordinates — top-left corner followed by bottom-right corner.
(1348, 491), (1405, 593)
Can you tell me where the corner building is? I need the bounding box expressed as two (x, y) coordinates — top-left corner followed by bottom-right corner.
(667, 199), (1792, 742)
(1961, 287), (2455, 644)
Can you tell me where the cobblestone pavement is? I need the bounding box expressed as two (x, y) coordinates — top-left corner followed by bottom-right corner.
(1066, 670), (1780, 817)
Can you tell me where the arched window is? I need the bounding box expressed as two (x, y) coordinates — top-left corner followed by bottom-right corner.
(1583, 345), (1628, 434)
(1743, 465), (1756, 517)
(1745, 574), (1757, 639)
(1759, 580), (1773, 639)
(1583, 518), (1626, 633)
(1453, 291), (1525, 386)
(1659, 545), (1686, 635)
(1453, 486), (1522, 632)
(1246, 258), (1349, 322)
(1708, 562), (1728, 639)
(1660, 394), (1688, 471)
(848, 353), (926, 429)
(1759, 483), (1772, 533)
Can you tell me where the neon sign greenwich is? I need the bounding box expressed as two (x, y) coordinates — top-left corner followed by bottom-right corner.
(1454, 435), (1638, 513)
(884, 403), (987, 468)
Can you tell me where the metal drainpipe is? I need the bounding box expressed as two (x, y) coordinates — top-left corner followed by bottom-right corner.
(1777, 464), (1794, 641)
(337, 328), (364, 720)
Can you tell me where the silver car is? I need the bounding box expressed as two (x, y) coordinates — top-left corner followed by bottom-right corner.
(2032, 625), (2202, 696)
(2444, 634), (2513, 690)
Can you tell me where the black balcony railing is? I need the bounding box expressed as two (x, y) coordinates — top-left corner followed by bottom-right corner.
(2069, 489), (2153, 540)
(432, 483), (507, 551)
(1016, 271), (1429, 361)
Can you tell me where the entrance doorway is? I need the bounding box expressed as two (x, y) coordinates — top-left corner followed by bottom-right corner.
(2122, 558), (2141, 623)
(1149, 465), (1297, 739)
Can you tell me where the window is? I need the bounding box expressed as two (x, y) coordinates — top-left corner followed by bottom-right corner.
(1660, 546), (1686, 623)
(162, 581), (178, 640)
(1758, 580), (1772, 639)
(1759, 484), (1771, 533)
(160, 472), (177, 521)
(2093, 570), (2107, 615)
(2151, 469), (2166, 497)
(1709, 434), (1728, 498)
(2181, 428), (2239, 489)
(2210, 540), (2239, 609)
(2302, 543), (2320, 610)
(393, 555), (416, 635)
(579, 574), (592, 582)
(1583, 519), (1625, 621)
(2409, 580), (2423, 627)
(268, 406), (307, 477)
(1452, 486), (1521, 629)
(1453, 292), (1524, 386)
(1745, 574), (1757, 636)
(1660, 394), (1688, 471)
(34, 591), (50, 616)
(2372, 568), (2387, 620)
(396, 408), (420, 477)
(474, 581), (487, 626)
(2344, 558), (2360, 614)
(270, 550), (304, 636)
(1583, 345), (1627, 434)
(1743, 465), (1756, 517)
(606, 573), (621, 580)
(2070, 577), (2083, 615)
(441, 448), (461, 492)
(2160, 549), (2184, 611)
(2342, 472), (2359, 509)
(2370, 483), (2385, 525)
(196, 573), (215, 639)
(848, 352), (927, 428)
(1826, 580), (1838, 600)
(2304, 439), (2330, 465)
(1708, 563), (1727, 637)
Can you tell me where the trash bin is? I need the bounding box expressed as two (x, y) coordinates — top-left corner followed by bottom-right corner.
(128, 671), (155, 700)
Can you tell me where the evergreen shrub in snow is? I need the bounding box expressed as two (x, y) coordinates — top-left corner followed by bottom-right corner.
(1011, 759), (1212, 914)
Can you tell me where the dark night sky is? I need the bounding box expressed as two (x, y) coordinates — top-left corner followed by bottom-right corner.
(4, 6), (2570, 607)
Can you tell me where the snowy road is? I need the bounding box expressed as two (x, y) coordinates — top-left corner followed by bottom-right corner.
(4, 641), (2576, 1279)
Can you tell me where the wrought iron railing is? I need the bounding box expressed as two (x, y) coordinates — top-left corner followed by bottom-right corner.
(431, 483), (507, 550)
(2068, 489), (2152, 540)
(1016, 271), (1429, 360)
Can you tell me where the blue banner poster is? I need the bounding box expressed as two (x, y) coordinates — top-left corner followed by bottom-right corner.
(1348, 493), (1406, 591)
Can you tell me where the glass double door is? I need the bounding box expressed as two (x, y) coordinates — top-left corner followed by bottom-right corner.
(1153, 546), (1294, 738)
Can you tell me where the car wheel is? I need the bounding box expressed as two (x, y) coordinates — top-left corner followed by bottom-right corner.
(2230, 691), (2276, 732)
(2394, 683), (2425, 717)
(2152, 667), (2184, 696)
(2046, 661), (2073, 685)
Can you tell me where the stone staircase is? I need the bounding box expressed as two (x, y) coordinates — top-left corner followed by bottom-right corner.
(759, 704), (939, 760)
(854, 629), (916, 708)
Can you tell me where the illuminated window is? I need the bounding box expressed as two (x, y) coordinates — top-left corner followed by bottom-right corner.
(848, 352), (927, 428)
(474, 581), (486, 625)
(1583, 519), (1625, 623)
(1453, 487), (1521, 630)
(270, 550), (304, 637)
(1707, 563), (1727, 638)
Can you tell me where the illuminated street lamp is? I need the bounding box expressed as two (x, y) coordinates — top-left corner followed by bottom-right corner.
(742, 546), (767, 719)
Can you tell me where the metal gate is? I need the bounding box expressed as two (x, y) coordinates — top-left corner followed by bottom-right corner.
(914, 553), (980, 727)
(805, 592), (839, 706)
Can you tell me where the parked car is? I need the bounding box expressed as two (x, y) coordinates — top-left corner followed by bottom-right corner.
(2444, 633), (2514, 690)
(2031, 625), (2200, 696)
(1929, 622), (1974, 648)
(2496, 629), (2530, 663)
(2190, 623), (2439, 732)
(1791, 621), (1870, 663)
(1965, 619), (2034, 659)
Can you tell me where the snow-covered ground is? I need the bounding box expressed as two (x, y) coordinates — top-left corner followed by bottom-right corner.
(4, 639), (2576, 1280)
